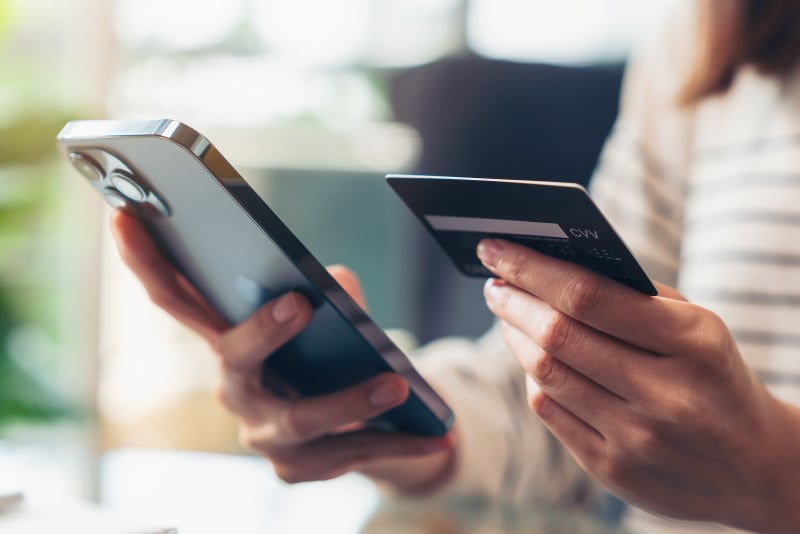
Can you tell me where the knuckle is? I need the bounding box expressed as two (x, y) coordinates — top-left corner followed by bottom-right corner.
(282, 407), (314, 442)
(681, 307), (738, 373)
(213, 383), (233, 411)
(272, 463), (306, 485)
(528, 388), (552, 417)
(237, 426), (260, 452)
(597, 449), (630, 486)
(521, 345), (549, 377)
(662, 395), (698, 427)
(538, 310), (573, 354)
(571, 437), (606, 475)
(617, 420), (670, 467)
(533, 353), (568, 389)
(526, 387), (539, 413)
(210, 334), (237, 370)
(629, 425), (662, 455)
(146, 286), (177, 311)
(659, 393), (721, 444)
(345, 439), (377, 467)
(683, 307), (726, 353)
(238, 424), (278, 454)
(237, 427), (253, 449)
(705, 314), (735, 361)
(562, 274), (604, 317)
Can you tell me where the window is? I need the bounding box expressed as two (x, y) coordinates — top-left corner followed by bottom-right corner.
(469, 0), (677, 64)
(110, 0), (466, 128)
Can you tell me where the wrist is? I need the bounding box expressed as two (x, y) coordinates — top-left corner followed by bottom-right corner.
(397, 447), (458, 496)
(361, 445), (457, 497)
(741, 397), (800, 533)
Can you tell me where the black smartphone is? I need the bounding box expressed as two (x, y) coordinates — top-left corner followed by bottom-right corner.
(58, 119), (454, 437)
(387, 174), (657, 296)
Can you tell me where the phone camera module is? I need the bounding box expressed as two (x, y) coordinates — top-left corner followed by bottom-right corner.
(69, 152), (104, 183)
(102, 188), (130, 210)
(109, 170), (148, 203)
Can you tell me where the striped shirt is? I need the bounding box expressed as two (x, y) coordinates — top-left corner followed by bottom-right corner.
(415, 3), (799, 532)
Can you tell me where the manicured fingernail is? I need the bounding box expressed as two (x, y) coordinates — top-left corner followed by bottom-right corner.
(477, 239), (503, 269)
(272, 293), (299, 324)
(369, 380), (405, 408)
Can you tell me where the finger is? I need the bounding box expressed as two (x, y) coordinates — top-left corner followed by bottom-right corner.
(654, 281), (688, 302)
(527, 383), (606, 476)
(477, 239), (698, 353)
(242, 373), (409, 447)
(487, 280), (658, 400)
(328, 264), (368, 310)
(267, 430), (455, 484)
(215, 364), (287, 424)
(501, 320), (629, 435)
(110, 210), (227, 341)
(214, 291), (313, 374)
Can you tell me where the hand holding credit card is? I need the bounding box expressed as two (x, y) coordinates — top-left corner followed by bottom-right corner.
(387, 175), (657, 296)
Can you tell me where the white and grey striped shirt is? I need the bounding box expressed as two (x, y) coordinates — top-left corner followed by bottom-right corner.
(415, 4), (799, 532)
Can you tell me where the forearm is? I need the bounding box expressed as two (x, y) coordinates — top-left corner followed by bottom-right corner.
(748, 399), (800, 534)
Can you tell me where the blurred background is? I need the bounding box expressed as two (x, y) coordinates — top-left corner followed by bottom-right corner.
(0, 0), (676, 531)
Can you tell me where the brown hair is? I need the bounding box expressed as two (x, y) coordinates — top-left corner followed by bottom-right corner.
(680, 0), (800, 104)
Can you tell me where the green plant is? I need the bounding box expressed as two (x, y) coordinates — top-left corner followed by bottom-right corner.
(0, 292), (68, 424)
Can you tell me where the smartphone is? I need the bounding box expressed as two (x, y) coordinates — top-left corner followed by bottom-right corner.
(57, 119), (454, 437)
(387, 174), (657, 296)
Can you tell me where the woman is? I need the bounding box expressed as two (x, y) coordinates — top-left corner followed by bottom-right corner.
(110, 0), (800, 531)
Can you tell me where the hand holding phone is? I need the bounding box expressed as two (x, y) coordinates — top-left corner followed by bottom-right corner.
(58, 119), (452, 439)
(111, 211), (455, 488)
(59, 116), (456, 489)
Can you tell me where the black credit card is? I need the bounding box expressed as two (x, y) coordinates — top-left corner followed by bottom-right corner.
(387, 174), (657, 296)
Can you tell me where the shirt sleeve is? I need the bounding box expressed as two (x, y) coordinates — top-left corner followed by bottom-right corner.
(589, 0), (697, 287)
(413, 326), (601, 512)
(402, 0), (700, 522)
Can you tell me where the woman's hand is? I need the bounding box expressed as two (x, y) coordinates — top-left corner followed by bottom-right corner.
(109, 210), (455, 493)
(477, 238), (800, 532)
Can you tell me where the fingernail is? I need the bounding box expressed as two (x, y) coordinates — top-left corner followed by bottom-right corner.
(272, 293), (299, 324)
(483, 278), (505, 303)
(369, 380), (405, 408)
(477, 239), (503, 269)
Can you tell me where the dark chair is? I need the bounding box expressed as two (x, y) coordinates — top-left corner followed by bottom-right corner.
(390, 55), (625, 343)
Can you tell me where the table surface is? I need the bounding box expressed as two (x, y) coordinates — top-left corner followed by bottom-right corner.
(1, 446), (625, 534)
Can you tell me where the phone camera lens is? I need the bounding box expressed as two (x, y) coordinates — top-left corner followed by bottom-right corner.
(102, 188), (129, 210)
(69, 152), (104, 182)
(109, 170), (148, 202)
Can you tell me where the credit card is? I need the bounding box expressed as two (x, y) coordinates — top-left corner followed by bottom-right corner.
(387, 174), (657, 295)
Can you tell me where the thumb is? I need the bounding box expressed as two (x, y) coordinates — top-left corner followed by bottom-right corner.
(654, 281), (688, 302)
(327, 265), (368, 310)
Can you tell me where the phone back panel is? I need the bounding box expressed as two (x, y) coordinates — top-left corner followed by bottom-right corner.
(58, 120), (453, 436)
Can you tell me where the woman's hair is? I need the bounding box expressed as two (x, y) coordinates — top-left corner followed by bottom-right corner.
(680, 0), (800, 104)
